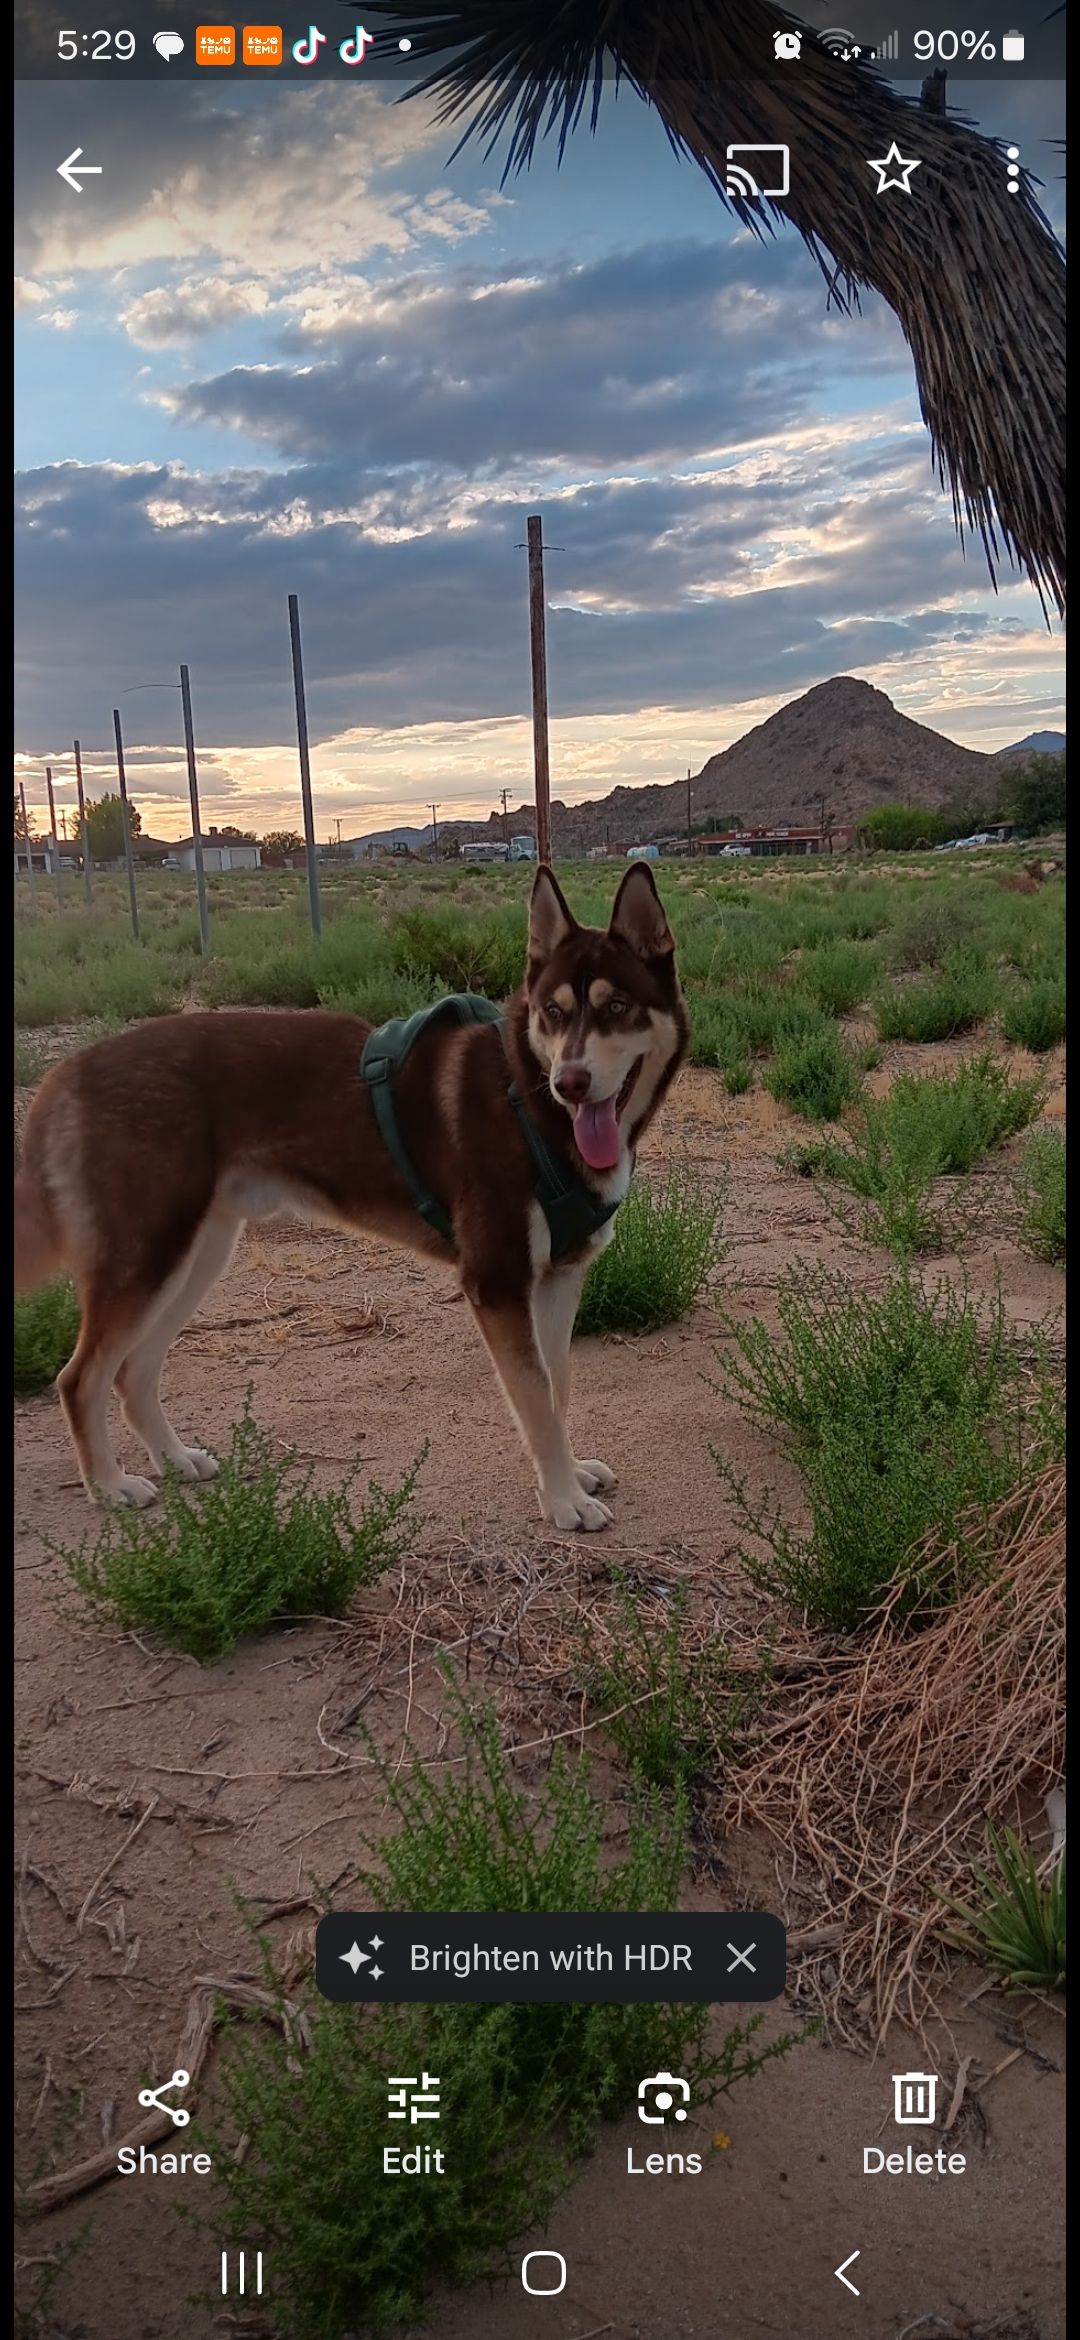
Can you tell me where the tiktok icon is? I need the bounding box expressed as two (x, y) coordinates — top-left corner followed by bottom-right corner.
(291, 25), (327, 66)
(339, 24), (374, 65)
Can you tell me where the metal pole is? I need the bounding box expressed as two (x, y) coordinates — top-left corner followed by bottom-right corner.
(18, 784), (37, 912)
(73, 739), (92, 903)
(179, 664), (210, 953)
(45, 766), (63, 905)
(288, 593), (322, 938)
(112, 708), (140, 939)
(526, 515), (552, 866)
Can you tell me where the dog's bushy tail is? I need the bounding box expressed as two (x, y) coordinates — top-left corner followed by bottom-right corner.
(14, 1165), (64, 1292)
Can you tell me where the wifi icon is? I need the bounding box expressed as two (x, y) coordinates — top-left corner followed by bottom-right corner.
(724, 144), (790, 201)
(819, 26), (864, 61)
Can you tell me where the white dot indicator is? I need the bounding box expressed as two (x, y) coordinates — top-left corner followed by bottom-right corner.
(398, 36), (412, 50)
(1006, 144), (1021, 194)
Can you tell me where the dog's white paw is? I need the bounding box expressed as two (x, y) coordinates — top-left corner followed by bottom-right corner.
(172, 1446), (220, 1484)
(112, 1473), (159, 1510)
(574, 1458), (617, 1493)
(542, 1486), (613, 1533)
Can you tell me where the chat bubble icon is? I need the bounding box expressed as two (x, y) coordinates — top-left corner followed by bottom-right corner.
(153, 32), (186, 60)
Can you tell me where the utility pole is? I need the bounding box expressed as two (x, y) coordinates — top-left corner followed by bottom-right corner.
(288, 593), (323, 937)
(686, 767), (693, 857)
(526, 515), (552, 865)
(179, 664), (210, 953)
(46, 766), (63, 904)
(499, 787), (511, 848)
(430, 803), (440, 859)
(112, 708), (140, 940)
(18, 783), (37, 912)
(73, 739), (92, 903)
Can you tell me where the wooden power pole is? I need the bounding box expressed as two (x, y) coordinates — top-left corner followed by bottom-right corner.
(73, 739), (92, 903)
(430, 803), (440, 859)
(526, 515), (552, 866)
(686, 768), (693, 857)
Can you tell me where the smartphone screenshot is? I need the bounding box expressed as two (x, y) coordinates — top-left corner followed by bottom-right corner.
(15, 7), (1065, 2338)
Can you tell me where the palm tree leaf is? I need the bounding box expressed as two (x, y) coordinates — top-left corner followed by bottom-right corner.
(367, 2), (1065, 616)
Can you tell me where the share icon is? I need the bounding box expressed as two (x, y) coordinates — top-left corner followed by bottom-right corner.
(137, 2069), (192, 2127)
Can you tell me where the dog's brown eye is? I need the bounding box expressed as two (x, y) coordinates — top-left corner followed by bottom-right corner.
(545, 1001), (564, 1023)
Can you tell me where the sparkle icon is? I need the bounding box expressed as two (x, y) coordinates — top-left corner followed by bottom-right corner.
(340, 1935), (387, 1980)
(866, 141), (923, 193)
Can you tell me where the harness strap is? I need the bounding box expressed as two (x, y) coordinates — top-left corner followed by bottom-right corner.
(359, 993), (621, 1262)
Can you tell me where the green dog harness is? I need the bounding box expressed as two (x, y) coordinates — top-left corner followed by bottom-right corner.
(360, 993), (621, 1262)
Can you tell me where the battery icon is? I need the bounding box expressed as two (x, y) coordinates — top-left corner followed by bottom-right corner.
(1001, 31), (1025, 62)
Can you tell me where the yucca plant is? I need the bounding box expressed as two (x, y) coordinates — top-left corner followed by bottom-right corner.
(942, 1828), (1065, 1993)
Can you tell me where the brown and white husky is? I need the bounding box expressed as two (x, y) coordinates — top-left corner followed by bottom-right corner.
(14, 864), (688, 1531)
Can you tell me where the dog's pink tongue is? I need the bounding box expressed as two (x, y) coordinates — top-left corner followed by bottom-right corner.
(574, 1096), (620, 1170)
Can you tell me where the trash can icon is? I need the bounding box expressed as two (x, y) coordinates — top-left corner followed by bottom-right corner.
(892, 2071), (938, 2125)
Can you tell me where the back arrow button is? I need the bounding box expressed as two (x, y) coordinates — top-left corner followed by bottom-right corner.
(58, 149), (103, 194)
(834, 2251), (861, 2296)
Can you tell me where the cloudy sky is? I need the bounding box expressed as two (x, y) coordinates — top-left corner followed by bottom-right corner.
(14, 69), (1065, 840)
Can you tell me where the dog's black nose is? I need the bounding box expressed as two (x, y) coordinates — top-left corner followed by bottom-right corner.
(554, 1062), (591, 1103)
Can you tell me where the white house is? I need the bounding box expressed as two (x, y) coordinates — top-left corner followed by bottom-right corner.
(170, 831), (262, 873)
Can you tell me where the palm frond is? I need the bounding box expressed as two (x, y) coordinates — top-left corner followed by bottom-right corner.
(367, 1), (1065, 617)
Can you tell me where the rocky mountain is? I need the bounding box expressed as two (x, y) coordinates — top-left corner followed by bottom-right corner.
(472, 676), (1004, 853)
(995, 730), (1066, 760)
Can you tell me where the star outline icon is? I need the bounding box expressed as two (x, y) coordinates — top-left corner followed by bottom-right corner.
(867, 141), (923, 194)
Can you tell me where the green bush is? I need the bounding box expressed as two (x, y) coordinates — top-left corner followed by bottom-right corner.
(790, 1057), (1045, 1256)
(798, 939), (879, 1016)
(942, 1830), (1065, 1992)
(579, 1570), (771, 1800)
(576, 1166), (726, 1335)
(1000, 979), (1066, 1053)
(14, 1279), (81, 1394)
(765, 1026), (862, 1121)
(712, 1270), (1061, 1630)
(857, 805), (955, 852)
(874, 955), (995, 1044)
(391, 906), (525, 999)
(1017, 1129), (1066, 1263)
(57, 1407), (422, 1661)
(211, 1690), (796, 2337)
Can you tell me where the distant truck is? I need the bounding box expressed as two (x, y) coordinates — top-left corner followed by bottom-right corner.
(462, 840), (510, 863)
(626, 843), (660, 862)
(509, 835), (536, 861)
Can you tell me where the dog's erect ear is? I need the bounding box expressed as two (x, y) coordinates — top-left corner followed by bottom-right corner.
(609, 863), (675, 959)
(528, 865), (577, 960)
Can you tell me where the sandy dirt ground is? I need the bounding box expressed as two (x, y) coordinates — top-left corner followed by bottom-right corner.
(15, 1049), (1066, 2340)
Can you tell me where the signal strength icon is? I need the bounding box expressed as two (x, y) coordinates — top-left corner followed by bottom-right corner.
(874, 30), (900, 62)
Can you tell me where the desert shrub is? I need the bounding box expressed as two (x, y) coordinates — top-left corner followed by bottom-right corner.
(886, 897), (977, 972)
(765, 1026), (863, 1121)
(712, 1270), (1061, 1630)
(579, 1571), (771, 1800)
(391, 906), (525, 999)
(14, 1280), (81, 1394)
(791, 1056), (1045, 1254)
(57, 1407), (422, 1661)
(999, 979), (1066, 1052)
(576, 1167), (726, 1335)
(211, 1691), (796, 2337)
(1017, 1130), (1066, 1263)
(874, 954), (995, 1043)
(798, 939), (879, 1016)
(942, 1831), (1065, 1992)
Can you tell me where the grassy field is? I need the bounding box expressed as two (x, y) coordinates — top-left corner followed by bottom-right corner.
(13, 852), (1066, 1098)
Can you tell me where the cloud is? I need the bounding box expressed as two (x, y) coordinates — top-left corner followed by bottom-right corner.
(15, 83), (490, 283)
(14, 434), (1058, 766)
(164, 234), (905, 475)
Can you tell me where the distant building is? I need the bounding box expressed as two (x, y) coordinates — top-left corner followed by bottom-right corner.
(693, 825), (853, 859)
(169, 829), (262, 872)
